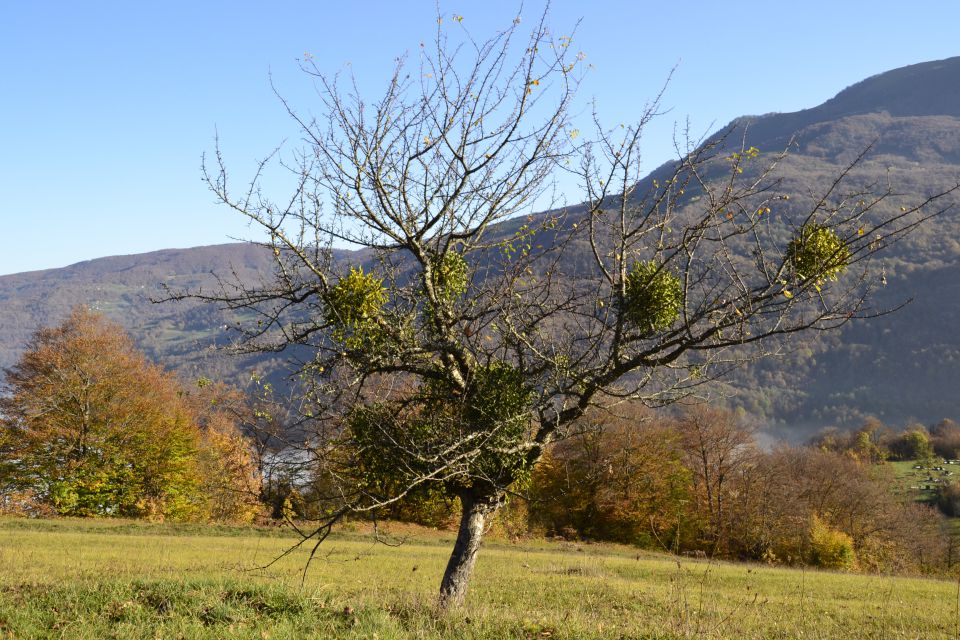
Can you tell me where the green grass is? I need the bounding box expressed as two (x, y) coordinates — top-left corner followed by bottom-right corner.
(1, 517), (958, 639)
(887, 459), (960, 536)
(888, 459), (943, 504)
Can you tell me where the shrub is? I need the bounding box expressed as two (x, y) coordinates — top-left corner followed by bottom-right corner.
(887, 428), (934, 461)
(936, 481), (960, 518)
(808, 515), (856, 570)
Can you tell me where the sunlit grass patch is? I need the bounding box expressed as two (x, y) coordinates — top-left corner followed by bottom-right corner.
(0, 517), (957, 639)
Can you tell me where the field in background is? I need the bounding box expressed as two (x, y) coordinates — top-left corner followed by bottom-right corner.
(890, 459), (958, 501)
(889, 459), (960, 539)
(1, 517), (957, 639)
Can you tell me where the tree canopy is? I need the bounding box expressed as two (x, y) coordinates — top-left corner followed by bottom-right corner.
(0, 307), (260, 522)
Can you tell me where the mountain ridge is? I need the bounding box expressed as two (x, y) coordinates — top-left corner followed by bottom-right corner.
(721, 56), (960, 152)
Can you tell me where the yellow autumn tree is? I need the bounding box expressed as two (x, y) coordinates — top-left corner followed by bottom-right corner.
(186, 381), (265, 523)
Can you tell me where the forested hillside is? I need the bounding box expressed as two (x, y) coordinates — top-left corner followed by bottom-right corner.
(685, 57), (960, 431)
(0, 244), (282, 385)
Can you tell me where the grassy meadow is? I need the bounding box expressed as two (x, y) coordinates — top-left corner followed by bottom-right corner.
(889, 459), (958, 502)
(0, 517), (957, 639)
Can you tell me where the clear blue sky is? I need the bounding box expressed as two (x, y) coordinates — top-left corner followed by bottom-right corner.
(2, 1), (958, 275)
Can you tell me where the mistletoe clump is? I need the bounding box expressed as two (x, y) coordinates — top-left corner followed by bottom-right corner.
(325, 266), (388, 349)
(787, 224), (850, 283)
(462, 362), (531, 435)
(622, 260), (683, 334)
(451, 361), (535, 486)
(433, 251), (469, 301)
(348, 362), (534, 493)
(347, 401), (429, 487)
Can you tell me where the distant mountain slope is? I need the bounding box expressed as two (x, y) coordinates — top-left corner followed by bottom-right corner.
(0, 243), (292, 386)
(3, 57), (960, 431)
(687, 58), (960, 431)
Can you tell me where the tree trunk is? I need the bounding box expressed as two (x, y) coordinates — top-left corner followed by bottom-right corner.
(438, 488), (504, 608)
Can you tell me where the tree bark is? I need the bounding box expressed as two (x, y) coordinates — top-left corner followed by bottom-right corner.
(438, 488), (504, 608)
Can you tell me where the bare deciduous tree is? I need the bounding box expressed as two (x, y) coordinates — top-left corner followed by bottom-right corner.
(675, 406), (755, 554)
(170, 10), (958, 607)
